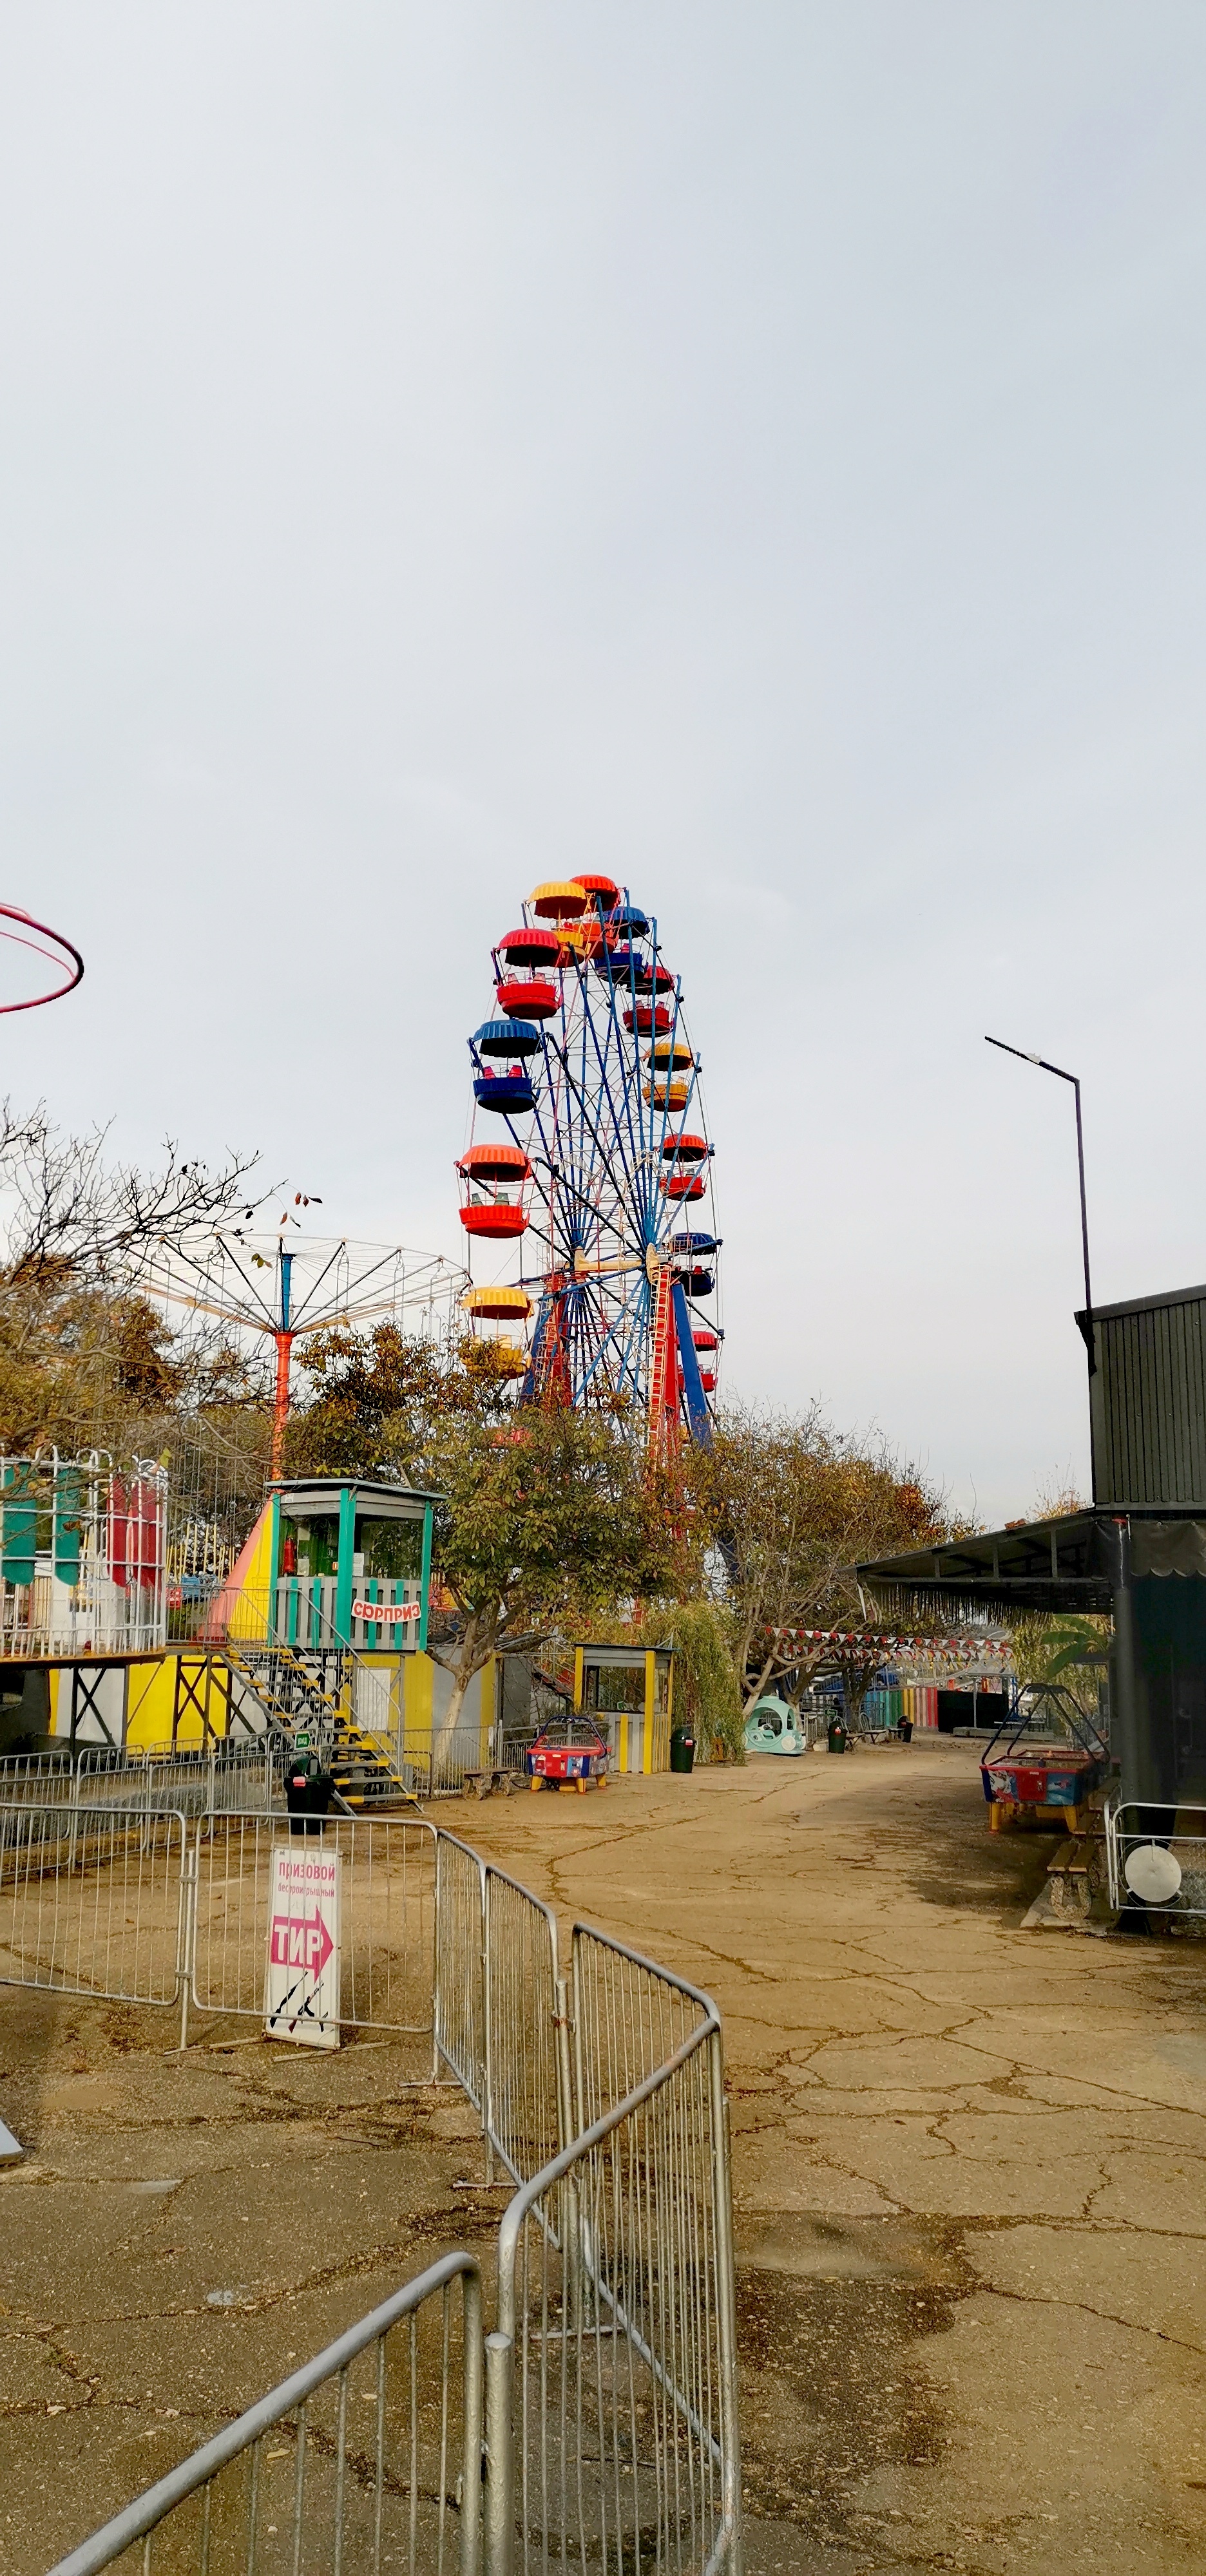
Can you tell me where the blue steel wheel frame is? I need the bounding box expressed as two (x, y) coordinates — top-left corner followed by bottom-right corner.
(462, 886), (722, 1441)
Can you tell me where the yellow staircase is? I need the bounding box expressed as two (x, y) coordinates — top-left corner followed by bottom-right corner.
(220, 1638), (421, 1812)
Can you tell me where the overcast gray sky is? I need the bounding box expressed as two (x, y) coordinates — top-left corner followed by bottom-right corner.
(1, 5), (1203, 1524)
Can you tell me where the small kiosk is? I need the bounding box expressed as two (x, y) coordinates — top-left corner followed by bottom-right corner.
(573, 1642), (675, 1775)
(206, 1475), (435, 1655)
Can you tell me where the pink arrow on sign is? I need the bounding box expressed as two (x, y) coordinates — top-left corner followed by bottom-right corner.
(269, 1910), (334, 1976)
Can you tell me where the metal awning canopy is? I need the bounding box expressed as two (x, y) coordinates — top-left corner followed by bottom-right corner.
(576, 1642), (675, 1669)
(856, 1505), (1206, 1620)
(271, 1477), (437, 1523)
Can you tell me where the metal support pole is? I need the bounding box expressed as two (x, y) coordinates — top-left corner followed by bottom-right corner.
(483, 2330), (513, 2576)
(1108, 1515), (1145, 1805)
(553, 1975), (581, 2320)
(177, 1842), (198, 2052)
(482, 1871), (495, 2184)
(553, 1973), (574, 2151)
(460, 2271), (484, 2576)
(710, 2036), (743, 2576)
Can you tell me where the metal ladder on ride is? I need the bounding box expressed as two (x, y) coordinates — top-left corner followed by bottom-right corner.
(220, 1638), (421, 1812)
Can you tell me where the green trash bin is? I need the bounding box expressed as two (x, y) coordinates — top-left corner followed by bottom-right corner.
(827, 1718), (849, 1755)
(669, 1727), (696, 1774)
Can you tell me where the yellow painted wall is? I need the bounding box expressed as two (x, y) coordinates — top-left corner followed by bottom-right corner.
(225, 1501), (276, 1640)
(124, 1656), (231, 1749)
(401, 1651), (494, 1772)
(402, 1649), (434, 1750)
(43, 1641), (484, 1766)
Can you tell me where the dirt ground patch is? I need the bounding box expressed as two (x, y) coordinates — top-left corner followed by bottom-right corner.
(4, 1738), (1206, 2573)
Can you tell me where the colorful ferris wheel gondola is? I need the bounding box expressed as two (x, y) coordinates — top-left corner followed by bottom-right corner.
(457, 875), (722, 1454)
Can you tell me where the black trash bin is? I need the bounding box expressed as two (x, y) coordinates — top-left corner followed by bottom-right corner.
(286, 1750), (336, 1835)
(669, 1727), (696, 1774)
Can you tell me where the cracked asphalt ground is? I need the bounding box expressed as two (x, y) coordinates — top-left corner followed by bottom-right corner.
(0, 2007), (489, 2570)
(462, 1739), (1206, 2575)
(3, 1738), (1206, 2574)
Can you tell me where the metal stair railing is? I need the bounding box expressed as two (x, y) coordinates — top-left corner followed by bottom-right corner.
(216, 1593), (422, 1811)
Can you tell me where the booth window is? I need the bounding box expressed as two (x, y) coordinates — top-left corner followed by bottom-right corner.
(356, 1518), (422, 1580)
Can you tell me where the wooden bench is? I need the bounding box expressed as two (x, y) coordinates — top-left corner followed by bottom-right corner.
(461, 1768), (515, 1801)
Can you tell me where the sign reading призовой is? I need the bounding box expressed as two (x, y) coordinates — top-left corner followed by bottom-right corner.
(265, 1847), (341, 2050)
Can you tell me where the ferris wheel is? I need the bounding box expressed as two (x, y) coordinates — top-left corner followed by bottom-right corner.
(457, 875), (721, 1454)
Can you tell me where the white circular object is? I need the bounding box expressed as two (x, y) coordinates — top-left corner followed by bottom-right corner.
(1124, 1842), (1182, 1905)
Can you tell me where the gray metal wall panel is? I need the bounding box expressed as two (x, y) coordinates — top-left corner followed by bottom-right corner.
(1093, 1293), (1206, 1504)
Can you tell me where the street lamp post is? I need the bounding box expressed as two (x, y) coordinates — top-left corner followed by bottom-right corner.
(985, 1034), (1096, 1481)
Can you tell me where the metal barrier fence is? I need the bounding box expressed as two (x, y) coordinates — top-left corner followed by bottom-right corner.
(434, 1833), (487, 2110)
(52, 2251), (484, 2576)
(1, 1792), (742, 2576)
(432, 1844), (564, 2188)
(82, 1746), (278, 1817)
(0, 1750), (77, 1806)
(0, 1743), (278, 1815)
(0, 1805), (187, 2008)
(483, 1866), (564, 2187)
(189, 1812), (439, 2059)
(489, 1931), (738, 2576)
(1105, 1796), (1206, 1915)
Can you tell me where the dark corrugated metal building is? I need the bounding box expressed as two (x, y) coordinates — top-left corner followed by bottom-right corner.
(857, 1283), (1206, 1808)
(1082, 1283), (1206, 1507)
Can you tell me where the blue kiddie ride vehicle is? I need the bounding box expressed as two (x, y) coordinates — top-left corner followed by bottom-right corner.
(743, 1696), (805, 1757)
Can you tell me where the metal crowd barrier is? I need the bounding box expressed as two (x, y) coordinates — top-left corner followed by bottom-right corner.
(432, 1841), (564, 2189)
(81, 1745), (278, 1818)
(490, 1932), (738, 2576)
(483, 1865), (564, 2187)
(50, 2251), (484, 2576)
(0, 1788), (742, 2576)
(0, 1805), (187, 2009)
(434, 1833), (488, 2110)
(1104, 1795), (1206, 1915)
(0, 1743), (278, 1815)
(189, 1811), (439, 2058)
(0, 1750), (79, 1804)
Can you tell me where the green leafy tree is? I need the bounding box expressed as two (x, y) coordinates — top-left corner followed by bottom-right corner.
(423, 1407), (675, 1747)
(289, 1326), (676, 1748)
(286, 1323), (512, 1477)
(635, 1596), (745, 1763)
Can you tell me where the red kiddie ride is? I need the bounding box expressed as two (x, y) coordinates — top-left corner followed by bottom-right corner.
(527, 1718), (610, 1793)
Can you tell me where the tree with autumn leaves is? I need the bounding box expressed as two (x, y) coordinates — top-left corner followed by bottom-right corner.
(287, 1325), (678, 1745)
(689, 1401), (950, 1715)
(289, 1325), (950, 1743)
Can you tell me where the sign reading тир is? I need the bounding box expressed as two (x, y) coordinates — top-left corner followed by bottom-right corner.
(265, 1846), (341, 2050)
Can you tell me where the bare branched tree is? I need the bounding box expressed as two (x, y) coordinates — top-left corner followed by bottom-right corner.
(0, 1100), (263, 1285)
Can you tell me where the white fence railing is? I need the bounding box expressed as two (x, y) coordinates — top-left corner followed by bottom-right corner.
(0, 1786), (742, 2576)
